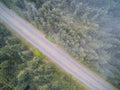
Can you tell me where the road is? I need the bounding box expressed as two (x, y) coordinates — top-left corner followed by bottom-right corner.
(0, 3), (114, 90)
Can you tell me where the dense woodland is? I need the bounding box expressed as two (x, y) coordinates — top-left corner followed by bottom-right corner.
(0, 23), (87, 90)
(1, 0), (120, 89)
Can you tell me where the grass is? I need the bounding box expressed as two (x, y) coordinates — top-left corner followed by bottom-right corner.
(33, 49), (46, 60)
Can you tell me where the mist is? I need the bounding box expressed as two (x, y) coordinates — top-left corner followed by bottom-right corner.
(1, 0), (120, 89)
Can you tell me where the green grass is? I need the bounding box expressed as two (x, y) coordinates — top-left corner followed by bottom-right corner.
(33, 49), (45, 60)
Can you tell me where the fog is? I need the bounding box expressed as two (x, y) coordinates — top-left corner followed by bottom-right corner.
(1, 0), (120, 89)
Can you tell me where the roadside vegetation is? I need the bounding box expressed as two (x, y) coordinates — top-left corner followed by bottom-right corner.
(1, 0), (120, 89)
(0, 23), (88, 90)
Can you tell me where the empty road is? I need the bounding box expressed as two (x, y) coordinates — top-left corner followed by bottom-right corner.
(0, 3), (114, 90)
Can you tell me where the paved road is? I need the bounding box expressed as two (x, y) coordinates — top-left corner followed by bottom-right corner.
(0, 3), (114, 90)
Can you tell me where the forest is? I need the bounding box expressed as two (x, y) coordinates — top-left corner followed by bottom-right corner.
(0, 23), (87, 90)
(1, 0), (120, 89)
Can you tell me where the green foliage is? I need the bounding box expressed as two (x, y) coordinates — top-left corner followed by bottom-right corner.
(0, 23), (87, 90)
(33, 49), (45, 60)
(16, 70), (30, 90)
(0, 0), (120, 88)
(1, 0), (120, 89)
(46, 35), (56, 43)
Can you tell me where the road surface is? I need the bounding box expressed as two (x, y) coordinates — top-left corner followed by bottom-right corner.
(0, 3), (114, 90)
